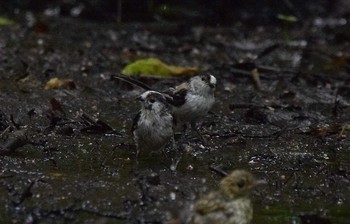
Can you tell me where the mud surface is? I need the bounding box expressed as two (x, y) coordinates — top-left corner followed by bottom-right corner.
(0, 16), (349, 223)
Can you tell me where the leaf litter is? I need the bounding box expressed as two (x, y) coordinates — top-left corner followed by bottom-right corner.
(0, 14), (349, 224)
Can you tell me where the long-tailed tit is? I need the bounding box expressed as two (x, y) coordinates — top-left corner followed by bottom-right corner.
(132, 90), (175, 157)
(168, 74), (216, 128)
(112, 73), (217, 141)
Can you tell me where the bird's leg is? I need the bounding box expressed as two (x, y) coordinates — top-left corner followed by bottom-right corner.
(135, 145), (140, 160)
(161, 136), (182, 171)
(173, 123), (189, 146)
(169, 135), (182, 171)
(176, 122), (207, 144)
(131, 144), (140, 172)
(170, 157), (181, 172)
(135, 145), (141, 167)
(191, 121), (207, 144)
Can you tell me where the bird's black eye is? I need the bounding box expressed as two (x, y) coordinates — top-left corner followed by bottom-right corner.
(201, 77), (205, 81)
(237, 179), (245, 188)
(149, 99), (155, 103)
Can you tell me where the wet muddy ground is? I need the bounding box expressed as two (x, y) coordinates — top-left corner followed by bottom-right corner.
(0, 17), (349, 223)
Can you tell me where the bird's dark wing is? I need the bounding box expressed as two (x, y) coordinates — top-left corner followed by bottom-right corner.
(169, 88), (187, 107)
(172, 113), (177, 126)
(131, 111), (141, 133)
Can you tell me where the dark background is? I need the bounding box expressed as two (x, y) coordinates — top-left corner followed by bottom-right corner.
(0, 1), (349, 223)
(1, 0), (348, 25)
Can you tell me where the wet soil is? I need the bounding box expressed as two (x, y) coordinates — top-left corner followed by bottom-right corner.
(0, 17), (349, 223)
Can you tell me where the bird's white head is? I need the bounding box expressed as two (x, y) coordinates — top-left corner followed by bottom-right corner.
(138, 91), (169, 113)
(189, 74), (216, 95)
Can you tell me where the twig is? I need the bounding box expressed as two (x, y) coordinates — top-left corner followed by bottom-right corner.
(16, 180), (36, 205)
(111, 74), (154, 91)
(229, 103), (266, 110)
(10, 115), (20, 130)
(0, 125), (10, 138)
(75, 207), (129, 220)
(256, 44), (280, 60)
(79, 113), (116, 134)
(251, 68), (262, 91)
(209, 165), (228, 177)
(0, 174), (14, 179)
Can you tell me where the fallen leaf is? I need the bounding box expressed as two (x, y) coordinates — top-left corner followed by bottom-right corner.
(0, 17), (15, 26)
(277, 14), (298, 22)
(32, 21), (49, 33)
(122, 58), (199, 78)
(49, 172), (63, 177)
(50, 98), (66, 114)
(323, 54), (350, 72)
(45, 77), (76, 90)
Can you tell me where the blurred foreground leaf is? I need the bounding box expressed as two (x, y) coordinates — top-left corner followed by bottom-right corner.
(0, 17), (15, 26)
(122, 58), (199, 78)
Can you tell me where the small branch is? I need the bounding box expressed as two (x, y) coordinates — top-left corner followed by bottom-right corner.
(15, 180), (36, 205)
(75, 207), (129, 220)
(0, 174), (14, 179)
(111, 74), (154, 91)
(256, 44), (280, 60)
(10, 115), (20, 130)
(209, 165), (228, 177)
(0, 125), (10, 138)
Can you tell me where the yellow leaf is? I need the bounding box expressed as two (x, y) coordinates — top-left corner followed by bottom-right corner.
(45, 77), (76, 90)
(122, 58), (199, 78)
(0, 17), (15, 26)
(49, 172), (63, 177)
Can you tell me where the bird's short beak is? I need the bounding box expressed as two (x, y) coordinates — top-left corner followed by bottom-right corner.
(145, 104), (152, 110)
(209, 83), (216, 88)
(136, 96), (144, 101)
